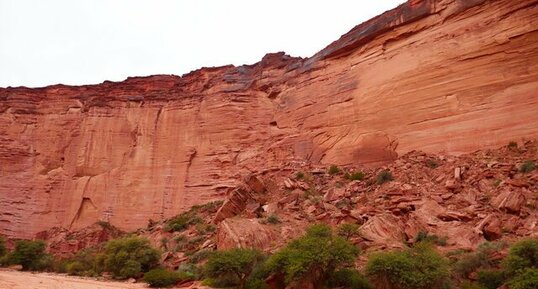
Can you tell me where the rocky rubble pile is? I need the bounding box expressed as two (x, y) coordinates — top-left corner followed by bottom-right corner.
(31, 141), (538, 269)
(211, 140), (538, 257)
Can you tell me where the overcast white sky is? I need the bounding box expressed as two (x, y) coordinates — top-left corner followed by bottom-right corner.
(0, 0), (404, 88)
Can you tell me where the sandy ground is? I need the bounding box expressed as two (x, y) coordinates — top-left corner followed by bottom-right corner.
(0, 270), (147, 289)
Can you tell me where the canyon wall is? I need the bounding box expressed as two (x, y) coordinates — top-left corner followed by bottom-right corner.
(1, 0), (537, 238)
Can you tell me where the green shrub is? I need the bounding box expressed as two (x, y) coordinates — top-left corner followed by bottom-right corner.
(296, 171), (305, 180)
(426, 159), (439, 169)
(376, 170), (393, 185)
(414, 231), (447, 246)
(504, 238), (538, 276)
(205, 248), (265, 289)
(266, 214), (281, 224)
(337, 223), (360, 240)
(0, 237), (6, 258)
(328, 268), (372, 289)
(328, 165), (341, 175)
(477, 269), (505, 289)
(508, 141), (518, 149)
(245, 278), (268, 289)
(266, 224), (359, 288)
(7, 240), (52, 271)
(189, 249), (213, 263)
(66, 261), (90, 276)
(508, 268), (538, 289)
(365, 243), (450, 289)
(519, 160), (536, 173)
(143, 268), (180, 288)
(102, 236), (160, 279)
(190, 200), (224, 213)
(65, 249), (101, 276)
(165, 212), (202, 232)
(452, 242), (505, 277)
(344, 171), (365, 181)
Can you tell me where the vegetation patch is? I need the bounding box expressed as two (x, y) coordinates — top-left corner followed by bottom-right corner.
(4, 240), (52, 271)
(376, 169), (393, 185)
(165, 212), (203, 232)
(102, 236), (160, 279)
(519, 160), (536, 173)
(344, 171), (365, 181)
(366, 243), (450, 289)
(328, 165), (341, 175)
(204, 248), (265, 289)
(266, 224), (359, 287)
(143, 268), (181, 288)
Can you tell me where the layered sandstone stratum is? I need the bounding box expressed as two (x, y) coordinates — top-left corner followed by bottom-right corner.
(1, 0), (537, 238)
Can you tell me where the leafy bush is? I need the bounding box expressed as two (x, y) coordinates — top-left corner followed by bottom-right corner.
(508, 268), (538, 289)
(7, 240), (52, 271)
(266, 214), (281, 224)
(508, 141), (518, 149)
(102, 236), (160, 279)
(329, 165), (341, 175)
(296, 171), (305, 180)
(414, 231), (447, 246)
(365, 243), (450, 289)
(452, 241), (505, 277)
(65, 249), (101, 276)
(165, 212), (202, 232)
(205, 248), (265, 289)
(266, 224), (359, 288)
(477, 269), (505, 289)
(337, 223), (360, 240)
(177, 263), (200, 281)
(327, 268), (372, 289)
(376, 170), (393, 185)
(504, 238), (538, 276)
(143, 268), (180, 288)
(344, 172), (365, 181)
(519, 160), (536, 173)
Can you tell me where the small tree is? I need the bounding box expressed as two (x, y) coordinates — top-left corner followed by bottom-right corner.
(266, 224), (359, 289)
(337, 223), (360, 240)
(205, 248), (265, 289)
(504, 238), (538, 276)
(7, 240), (51, 271)
(365, 243), (450, 289)
(102, 237), (160, 279)
(508, 268), (538, 289)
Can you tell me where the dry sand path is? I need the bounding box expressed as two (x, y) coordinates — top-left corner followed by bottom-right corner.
(0, 270), (146, 289)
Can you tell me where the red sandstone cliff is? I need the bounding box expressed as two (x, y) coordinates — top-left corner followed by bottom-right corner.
(1, 0), (537, 238)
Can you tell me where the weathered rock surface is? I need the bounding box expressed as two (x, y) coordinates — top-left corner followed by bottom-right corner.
(1, 0), (538, 238)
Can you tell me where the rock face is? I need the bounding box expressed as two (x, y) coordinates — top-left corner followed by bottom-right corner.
(1, 0), (538, 238)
